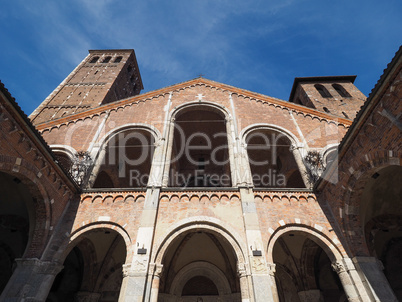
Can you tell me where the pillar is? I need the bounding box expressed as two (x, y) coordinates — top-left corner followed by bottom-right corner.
(353, 257), (398, 302)
(237, 263), (251, 302)
(0, 258), (63, 301)
(331, 258), (371, 302)
(267, 263), (279, 302)
(149, 263), (163, 302)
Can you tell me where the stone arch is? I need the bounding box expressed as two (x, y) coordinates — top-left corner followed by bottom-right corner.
(268, 224), (346, 302)
(166, 101), (236, 188)
(341, 151), (401, 255)
(240, 123), (308, 188)
(267, 224), (344, 263)
(49, 223), (129, 301)
(152, 216), (248, 301)
(0, 155), (51, 259)
(89, 124), (161, 188)
(170, 261), (232, 296)
(153, 216), (247, 265)
(321, 143), (338, 168)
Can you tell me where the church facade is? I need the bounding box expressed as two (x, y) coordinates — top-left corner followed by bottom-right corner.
(0, 47), (400, 302)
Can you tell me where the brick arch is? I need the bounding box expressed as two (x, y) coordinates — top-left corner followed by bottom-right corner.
(0, 155), (51, 258)
(341, 151), (402, 255)
(59, 222), (132, 263)
(96, 123), (162, 151)
(153, 216), (247, 268)
(267, 224), (345, 263)
(239, 123), (302, 149)
(168, 100), (232, 121)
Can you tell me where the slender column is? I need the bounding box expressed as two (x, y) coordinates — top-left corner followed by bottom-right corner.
(238, 263), (251, 302)
(267, 263), (279, 302)
(331, 259), (362, 302)
(149, 263), (163, 302)
(0, 258), (63, 301)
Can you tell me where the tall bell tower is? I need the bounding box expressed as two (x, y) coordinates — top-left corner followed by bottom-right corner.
(289, 76), (366, 120)
(30, 49), (143, 124)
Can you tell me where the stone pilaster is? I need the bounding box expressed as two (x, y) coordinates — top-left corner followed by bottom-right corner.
(353, 257), (398, 302)
(239, 188), (275, 302)
(0, 258), (63, 301)
(149, 263), (163, 302)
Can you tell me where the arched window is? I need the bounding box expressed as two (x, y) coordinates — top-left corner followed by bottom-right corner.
(342, 111), (349, 119)
(314, 84), (332, 98)
(332, 84), (351, 97)
(89, 56), (99, 63)
(323, 107), (330, 113)
(114, 56), (122, 63)
(102, 56), (112, 63)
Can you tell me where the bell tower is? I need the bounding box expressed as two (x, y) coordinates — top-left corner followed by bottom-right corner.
(289, 76), (366, 120)
(30, 49), (143, 124)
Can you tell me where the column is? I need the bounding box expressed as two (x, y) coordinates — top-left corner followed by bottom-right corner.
(353, 257), (398, 302)
(267, 263), (279, 302)
(237, 263), (251, 302)
(331, 259), (364, 302)
(149, 263), (163, 302)
(0, 258), (63, 301)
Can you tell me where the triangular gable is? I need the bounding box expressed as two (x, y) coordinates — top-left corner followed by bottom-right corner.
(34, 77), (352, 130)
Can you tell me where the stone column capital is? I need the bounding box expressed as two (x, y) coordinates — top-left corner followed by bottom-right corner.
(331, 260), (346, 274)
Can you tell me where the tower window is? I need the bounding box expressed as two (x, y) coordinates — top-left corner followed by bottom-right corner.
(89, 56), (99, 63)
(333, 84), (351, 97)
(323, 107), (330, 113)
(342, 111), (349, 119)
(127, 65), (133, 73)
(315, 84), (332, 98)
(114, 56), (123, 63)
(102, 56), (112, 63)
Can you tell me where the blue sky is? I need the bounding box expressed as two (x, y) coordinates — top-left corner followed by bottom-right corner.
(0, 0), (401, 115)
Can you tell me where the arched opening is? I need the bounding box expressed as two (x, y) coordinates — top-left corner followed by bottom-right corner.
(245, 129), (305, 188)
(93, 128), (155, 188)
(0, 171), (37, 294)
(53, 151), (73, 175)
(47, 228), (127, 302)
(314, 84), (332, 98)
(158, 230), (240, 301)
(114, 56), (122, 63)
(332, 84), (351, 98)
(89, 56), (99, 63)
(169, 107), (231, 187)
(361, 165), (402, 300)
(273, 231), (344, 302)
(102, 56), (112, 63)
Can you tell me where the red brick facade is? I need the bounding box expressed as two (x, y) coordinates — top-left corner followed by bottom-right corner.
(0, 48), (401, 301)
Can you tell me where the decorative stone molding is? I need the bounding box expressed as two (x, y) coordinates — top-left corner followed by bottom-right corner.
(331, 260), (346, 274)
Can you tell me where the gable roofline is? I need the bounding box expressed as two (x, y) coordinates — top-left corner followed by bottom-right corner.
(34, 77), (352, 130)
(288, 75), (357, 102)
(0, 80), (79, 191)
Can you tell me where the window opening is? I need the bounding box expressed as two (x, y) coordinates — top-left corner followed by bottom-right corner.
(315, 84), (332, 98)
(333, 84), (351, 98)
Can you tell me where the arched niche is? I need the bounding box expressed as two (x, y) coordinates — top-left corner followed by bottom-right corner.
(0, 171), (42, 293)
(92, 126), (157, 188)
(48, 227), (127, 302)
(243, 127), (305, 188)
(168, 104), (232, 187)
(270, 229), (344, 302)
(157, 229), (241, 301)
(361, 165), (402, 300)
